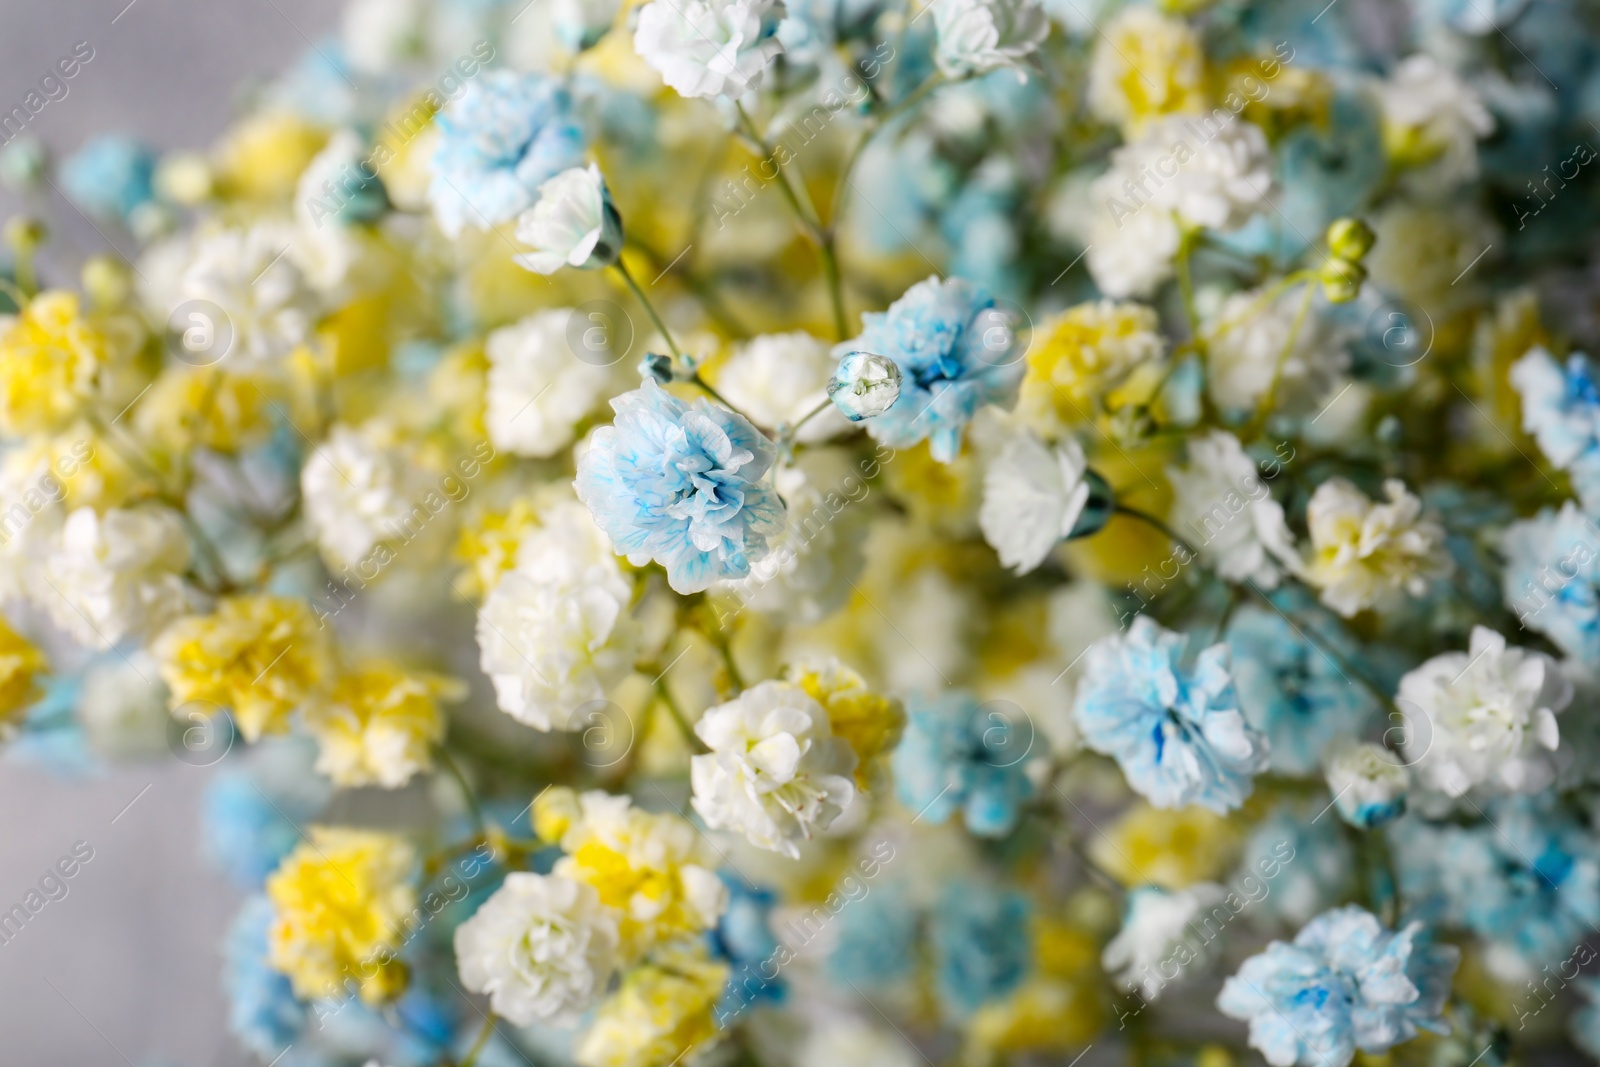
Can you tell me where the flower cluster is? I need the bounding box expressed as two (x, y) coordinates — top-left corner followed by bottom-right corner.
(11, 0), (1600, 1063)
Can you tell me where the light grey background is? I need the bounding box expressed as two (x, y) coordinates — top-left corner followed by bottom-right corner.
(0, 3), (339, 1064)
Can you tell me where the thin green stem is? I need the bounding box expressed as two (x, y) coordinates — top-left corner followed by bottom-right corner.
(1243, 281), (1314, 441)
(654, 678), (707, 753)
(779, 396), (835, 447)
(435, 746), (488, 838)
(1175, 225), (1203, 352)
(688, 372), (739, 412)
(613, 259), (682, 360)
(1113, 502), (1198, 560)
(457, 1012), (496, 1067)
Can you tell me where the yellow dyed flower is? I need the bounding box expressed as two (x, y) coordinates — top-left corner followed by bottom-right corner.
(134, 366), (275, 455)
(1087, 7), (1207, 137)
(154, 595), (335, 741)
(1304, 478), (1450, 618)
(787, 659), (904, 787)
(882, 438), (980, 532)
(1019, 301), (1165, 435)
(266, 827), (417, 1003)
(213, 110), (327, 201)
(1090, 803), (1240, 889)
(304, 661), (464, 789)
(537, 787), (728, 961)
(454, 498), (540, 600)
(0, 291), (108, 436)
(0, 616), (46, 727)
(574, 946), (729, 1067)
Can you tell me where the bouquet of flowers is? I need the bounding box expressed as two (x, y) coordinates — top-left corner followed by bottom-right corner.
(5, 0), (1600, 1063)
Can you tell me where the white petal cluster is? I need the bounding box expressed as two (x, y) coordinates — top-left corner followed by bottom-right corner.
(633, 0), (786, 100)
(1397, 626), (1570, 797)
(1324, 742), (1409, 828)
(716, 332), (849, 444)
(477, 502), (639, 730)
(1168, 431), (1301, 587)
(514, 165), (620, 276)
(932, 0), (1049, 78)
(1102, 883), (1228, 1001)
(1304, 478), (1450, 617)
(453, 872), (620, 1027)
(1376, 54), (1494, 187)
(178, 223), (316, 363)
(1087, 116), (1273, 298)
(301, 423), (426, 571)
(1205, 288), (1347, 415)
(691, 679), (857, 858)
(39, 505), (195, 650)
(486, 309), (616, 458)
(979, 427), (1091, 575)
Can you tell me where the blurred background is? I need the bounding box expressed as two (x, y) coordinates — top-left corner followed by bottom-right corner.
(0, 4), (338, 1063)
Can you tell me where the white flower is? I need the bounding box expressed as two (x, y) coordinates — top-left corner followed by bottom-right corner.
(633, 0), (786, 100)
(979, 428), (1091, 575)
(0, 445), (68, 604)
(1131, 115), (1274, 232)
(715, 332), (848, 443)
(38, 506), (195, 650)
(1324, 742), (1409, 827)
(513, 164), (623, 275)
(1396, 626), (1570, 797)
(341, 0), (424, 75)
(1102, 883), (1227, 1001)
(1304, 478), (1451, 617)
(931, 0), (1049, 77)
(1168, 431), (1301, 587)
(477, 510), (638, 731)
(691, 680), (857, 858)
(301, 423), (423, 571)
(80, 652), (170, 759)
(178, 223), (316, 363)
(486, 309), (616, 458)
(453, 872), (620, 1027)
(1376, 54), (1493, 187)
(1086, 193), (1181, 299)
(1206, 286), (1347, 414)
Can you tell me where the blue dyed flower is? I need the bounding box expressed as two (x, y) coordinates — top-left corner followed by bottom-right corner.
(1227, 605), (1374, 775)
(1239, 807), (1354, 926)
(1510, 346), (1600, 509)
(891, 690), (1035, 837)
(575, 377), (785, 594)
(1217, 906), (1458, 1067)
(1571, 978), (1600, 1059)
(224, 895), (306, 1060)
(1076, 616), (1269, 813)
(836, 275), (1025, 462)
(1389, 795), (1600, 969)
(1499, 501), (1600, 662)
(827, 881), (918, 988)
(931, 880), (1032, 1015)
(62, 135), (155, 223)
(429, 71), (585, 238)
(710, 874), (785, 1023)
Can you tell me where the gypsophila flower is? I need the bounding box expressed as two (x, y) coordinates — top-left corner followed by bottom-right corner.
(1075, 616), (1269, 813)
(429, 71), (586, 238)
(1510, 346), (1600, 508)
(892, 689), (1036, 836)
(453, 872), (620, 1027)
(932, 0), (1049, 78)
(513, 164), (623, 275)
(178, 223), (316, 362)
(1395, 625), (1570, 797)
(1086, 7), (1206, 137)
(1324, 742), (1408, 828)
(691, 680), (858, 858)
(1205, 288), (1346, 416)
(1304, 478), (1450, 617)
(828, 350), (903, 421)
(304, 662), (463, 789)
(1168, 431), (1301, 587)
(716, 331), (849, 443)
(1376, 54), (1493, 187)
(1103, 883), (1227, 1001)
(633, 0), (786, 100)
(300, 422), (426, 572)
(836, 275), (1024, 462)
(485, 309), (617, 458)
(1217, 906), (1457, 1067)
(575, 377), (786, 594)
(932, 879), (1032, 1015)
(1501, 501), (1600, 662)
(39, 505), (196, 651)
(978, 426), (1091, 574)
(1016, 299), (1165, 430)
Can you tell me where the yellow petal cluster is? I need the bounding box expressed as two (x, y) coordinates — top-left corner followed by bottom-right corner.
(0, 292), (108, 437)
(0, 616), (46, 726)
(304, 661), (463, 788)
(574, 946), (729, 1067)
(1019, 301), (1165, 435)
(787, 658), (904, 787)
(154, 595), (335, 741)
(265, 827), (417, 1003)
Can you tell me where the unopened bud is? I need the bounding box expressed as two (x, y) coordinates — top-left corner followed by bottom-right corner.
(827, 351), (902, 421)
